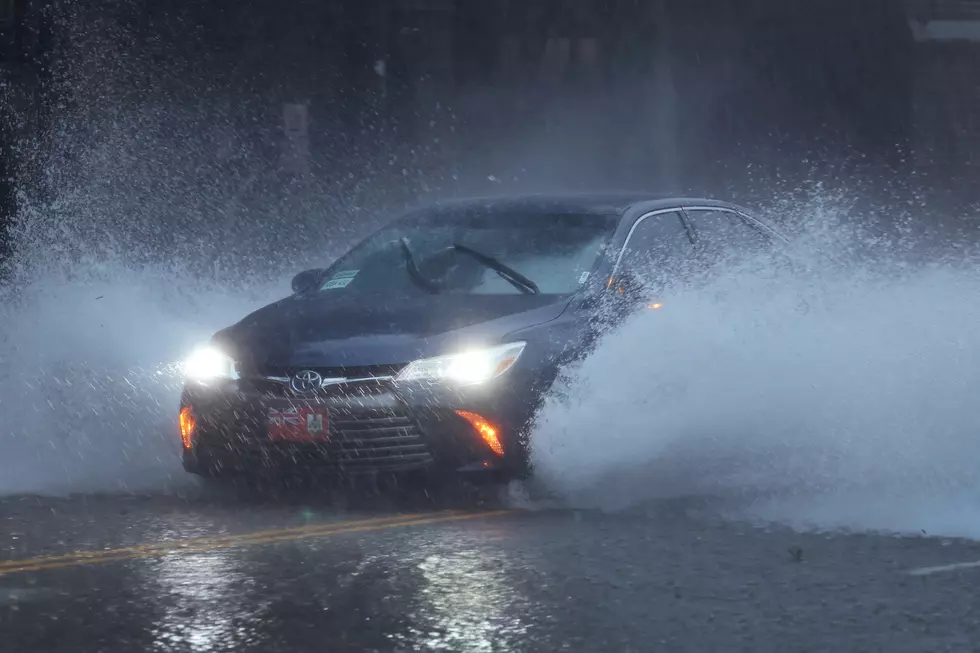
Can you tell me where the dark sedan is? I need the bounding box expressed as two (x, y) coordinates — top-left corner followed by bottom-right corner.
(178, 194), (787, 487)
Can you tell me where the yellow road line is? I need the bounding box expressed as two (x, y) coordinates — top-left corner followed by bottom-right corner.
(0, 511), (457, 571)
(0, 510), (513, 576)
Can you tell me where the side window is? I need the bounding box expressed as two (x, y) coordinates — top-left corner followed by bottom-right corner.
(685, 209), (773, 265)
(616, 211), (695, 292)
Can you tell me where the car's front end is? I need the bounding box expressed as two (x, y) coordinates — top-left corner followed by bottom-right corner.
(178, 339), (551, 484)
(177, 199), (621, 486)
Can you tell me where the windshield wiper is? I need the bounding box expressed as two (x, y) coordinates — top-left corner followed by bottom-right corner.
(452, 243), (540, 295)
(399, 238), (442, 294)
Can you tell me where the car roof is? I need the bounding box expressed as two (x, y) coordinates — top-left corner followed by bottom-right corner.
(414, 192), (755, 218)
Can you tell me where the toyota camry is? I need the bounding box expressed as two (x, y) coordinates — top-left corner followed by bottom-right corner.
(178, 193), (787, 488)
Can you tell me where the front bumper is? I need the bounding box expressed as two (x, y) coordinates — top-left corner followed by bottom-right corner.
(179, 374), (536, 480)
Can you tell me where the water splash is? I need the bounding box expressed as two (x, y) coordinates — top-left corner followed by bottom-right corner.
(0, 10), (386, 494)
(530, 205), (980, 538)
(0, 265), (284, 495)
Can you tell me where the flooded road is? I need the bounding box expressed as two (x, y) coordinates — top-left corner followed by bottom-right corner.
(4, 491), (980, 652)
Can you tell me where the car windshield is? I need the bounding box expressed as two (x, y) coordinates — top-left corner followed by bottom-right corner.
(316, 210), (619, 297)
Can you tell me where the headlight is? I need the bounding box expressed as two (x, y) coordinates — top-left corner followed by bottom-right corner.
(395, 342), (526, 385)
(181, 345), (239, 382)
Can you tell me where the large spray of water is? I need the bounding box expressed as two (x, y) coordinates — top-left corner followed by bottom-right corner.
(0, 270), (282, 495)
(530, 203), (980, 538)
(0, 106), (377, 495)
(0, 4), (411, 494)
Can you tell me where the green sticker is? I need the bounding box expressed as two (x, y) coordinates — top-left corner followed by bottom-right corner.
(319, 269), (359, 291)
(321, 277), (354, 290)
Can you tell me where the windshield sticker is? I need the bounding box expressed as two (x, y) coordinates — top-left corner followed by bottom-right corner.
(578, 271), (590, 284)
(321, 277), (354, 290)
(320, 270), (359, 290)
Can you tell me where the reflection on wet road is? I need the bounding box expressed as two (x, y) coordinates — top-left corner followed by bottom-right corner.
(5, 492), (980, 652)
(393, 537), (532, 651)
(0, 511), (509, 575)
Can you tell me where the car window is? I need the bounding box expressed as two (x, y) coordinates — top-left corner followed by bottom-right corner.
(685, 209), (773, 265)
(316, 211), (619, 298)
(616, 211), (695, 290)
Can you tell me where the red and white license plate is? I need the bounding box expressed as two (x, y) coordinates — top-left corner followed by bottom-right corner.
(266, 405), (330, 443)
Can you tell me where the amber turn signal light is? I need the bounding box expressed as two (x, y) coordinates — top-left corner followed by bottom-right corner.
(456, 410), (504, 457)
(179, 405), (197, 450)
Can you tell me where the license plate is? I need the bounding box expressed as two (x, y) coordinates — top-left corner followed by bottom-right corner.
(266, 405), (330, 443)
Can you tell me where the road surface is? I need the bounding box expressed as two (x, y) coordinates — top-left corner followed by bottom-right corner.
(3, 488), (980, 652)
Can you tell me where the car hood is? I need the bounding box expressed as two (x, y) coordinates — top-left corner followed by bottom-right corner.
(214, 293), (572, 371)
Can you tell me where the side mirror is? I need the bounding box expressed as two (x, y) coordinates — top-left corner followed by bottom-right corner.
(610, 270), (647, 305)
(586, 271), (646, 327)
(291, 269), (323, 293)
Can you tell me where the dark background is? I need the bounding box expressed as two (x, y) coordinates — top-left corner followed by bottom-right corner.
(0, 0), (974, 271)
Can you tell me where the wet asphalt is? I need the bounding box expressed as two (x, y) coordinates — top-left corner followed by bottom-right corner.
(4, 487), (980, 653)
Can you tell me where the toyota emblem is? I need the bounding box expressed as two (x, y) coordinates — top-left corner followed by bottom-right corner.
(290, 370), (323, 394)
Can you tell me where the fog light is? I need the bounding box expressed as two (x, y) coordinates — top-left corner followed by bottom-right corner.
(179, 406), (197, 450)
(456, 410), (504, 457)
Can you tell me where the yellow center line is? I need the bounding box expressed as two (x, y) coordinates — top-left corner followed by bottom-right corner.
(0, 510), (514, 575)
(0, 511), (464, 572)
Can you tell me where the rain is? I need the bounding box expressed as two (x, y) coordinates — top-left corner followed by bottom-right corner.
(3, 1), (980, 651)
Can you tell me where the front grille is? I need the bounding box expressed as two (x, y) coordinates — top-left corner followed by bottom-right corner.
(329, 408), (432, 469)
(215, 407), (433, 472)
